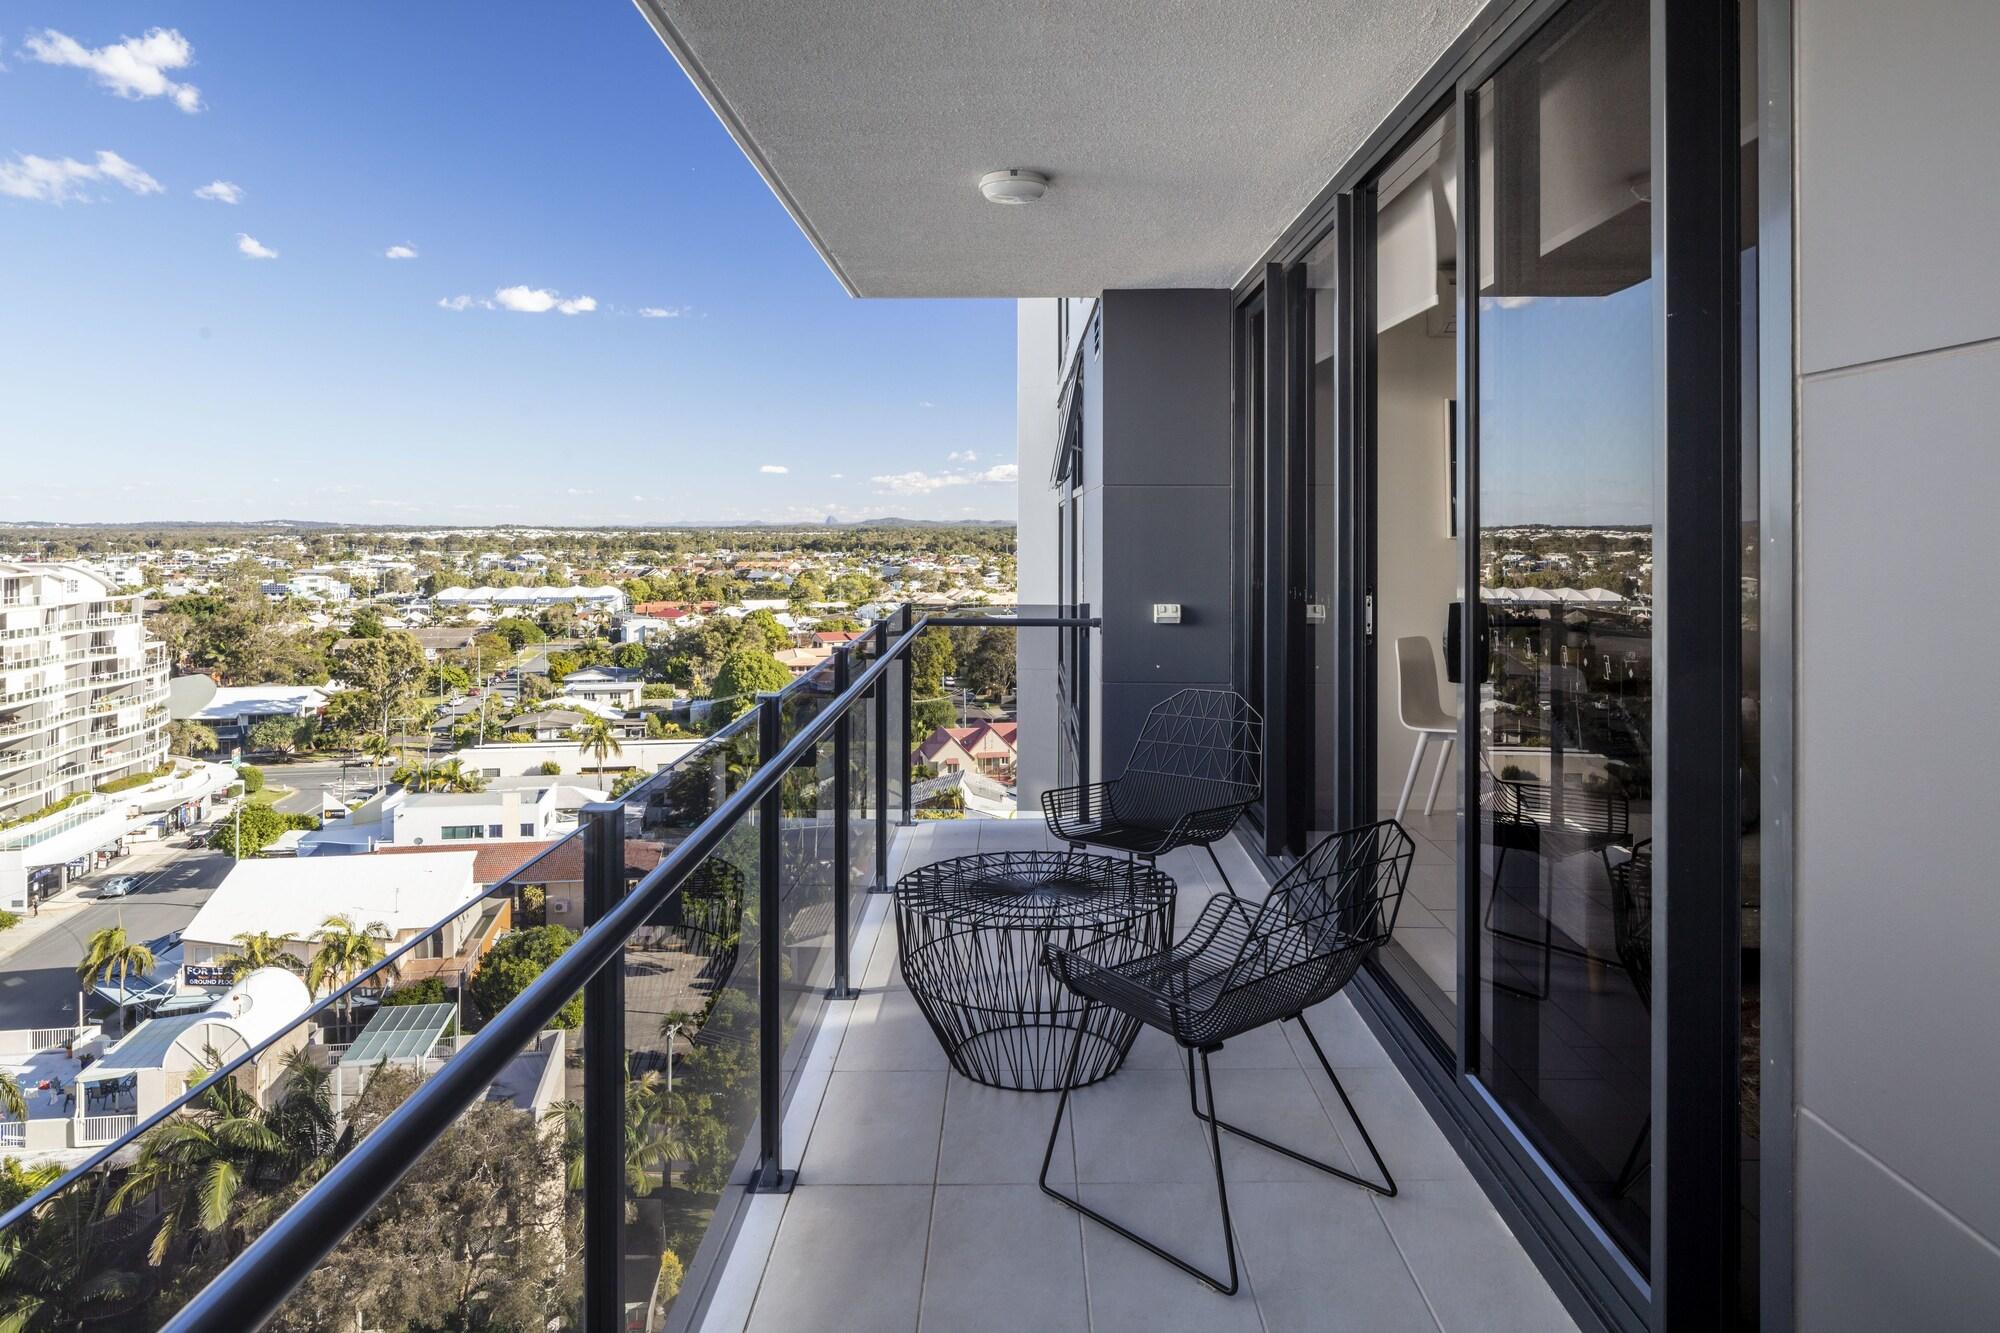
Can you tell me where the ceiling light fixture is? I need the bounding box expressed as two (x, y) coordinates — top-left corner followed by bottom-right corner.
(979, 169), (1049, 205)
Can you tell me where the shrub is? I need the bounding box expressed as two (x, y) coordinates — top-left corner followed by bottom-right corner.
(0, 911), (19, 932)
(379, 977), (450, 1007)
(470, 925), (583, 1028)
(237, 764), (266, 795)
(537, 760), (563, 776)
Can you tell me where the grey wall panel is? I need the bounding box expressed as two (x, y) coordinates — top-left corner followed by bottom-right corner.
(1015, 300), (1063, 804)
(1795, 340), (2000, 1269)
(1796, 1112), (2000, 1333)
(1796, 0), (2000, 374)
(1099, 678), (1239, 785)
(1098, 485), (1235, 687)
(1099, 290), (1235, 487)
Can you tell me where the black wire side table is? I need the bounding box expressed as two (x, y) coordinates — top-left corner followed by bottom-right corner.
(896, 851), (1175, 1091)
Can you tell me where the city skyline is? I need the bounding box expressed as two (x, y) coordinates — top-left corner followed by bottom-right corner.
(0, 6), (1019, 526)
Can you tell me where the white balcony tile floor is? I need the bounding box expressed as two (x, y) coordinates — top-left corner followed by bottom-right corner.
(716, 820), (1577, 1333)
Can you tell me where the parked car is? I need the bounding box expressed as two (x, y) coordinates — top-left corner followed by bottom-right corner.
(98, 875), (140, 898)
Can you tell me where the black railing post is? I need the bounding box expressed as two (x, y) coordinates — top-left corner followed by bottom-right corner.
(899, 605), (915, 826)
(748, 692), (795, 1194)
(828, 646), (857, 999)
(1077, 604), (1093, 809)
(871, 618), (892, 892)
(580, 801), (627, 1331)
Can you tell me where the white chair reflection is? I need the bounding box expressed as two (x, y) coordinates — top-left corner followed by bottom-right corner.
(1394, 635), (1457, 824)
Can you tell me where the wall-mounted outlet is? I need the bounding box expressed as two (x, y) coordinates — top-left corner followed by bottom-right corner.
(1152, 603), (1182, 625)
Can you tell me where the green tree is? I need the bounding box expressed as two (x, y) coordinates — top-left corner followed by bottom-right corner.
(544, 649), (582, 684)
(76, 925), (157, 1021)
(572, 715), (623, 773)
(208, 801), (294, 856)
(236, 763), (266, 794)
(216, 931), (303, 980)
(105, 1065), (282, 1265)
(491, 617), (546, 650)
(0, 1072), (27, 1124)
(707, 648), (791, 721)
(307, 916), (390, 1010)
(166, 719), (219, 757)
(470, 926), (583, 1028)
(247, 716), (303, 755)
(378, 977), (449, 1007)
(738, 608), (789, 654)
(611, 641), (648, 670)
(326, 632), (427, 739)
(346, 608), (386, 638)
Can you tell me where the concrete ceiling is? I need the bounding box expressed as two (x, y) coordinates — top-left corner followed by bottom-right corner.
(633, 0), (1489, 297)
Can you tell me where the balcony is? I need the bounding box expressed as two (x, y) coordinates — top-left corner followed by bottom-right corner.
(721, 818), (1574, 1333)
(0, 609), (1566, 1333)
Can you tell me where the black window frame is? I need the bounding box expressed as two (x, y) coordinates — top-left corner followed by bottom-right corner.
(1220, 0), (1789, 1326)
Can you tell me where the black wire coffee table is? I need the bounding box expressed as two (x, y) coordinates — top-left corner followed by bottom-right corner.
(895, 851), (1175, 1090)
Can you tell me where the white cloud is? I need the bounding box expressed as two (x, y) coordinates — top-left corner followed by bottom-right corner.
(479, 285), (597, 315)
(919, 400), (936, 408)
(637, 306), (688, 319)
(829, 473), (844, 480)
(759, 465), (788, 475)
(235, 233), (278, 260)
(384, 243), (418, 260)
(870, 462), (1017, 496)
(437, 294), (481, 311)
(948, 450), (978, 463)
(493, 285), (558, 313)
(22, 27), (202, 113)
(194, 179), (241, 204)
(0, 149), (161, 203)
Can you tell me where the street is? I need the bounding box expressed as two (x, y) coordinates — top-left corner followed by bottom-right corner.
(0, 846), (234, 1031)
(258, 757), (379, 816)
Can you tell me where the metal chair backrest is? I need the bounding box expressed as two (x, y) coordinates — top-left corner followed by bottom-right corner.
(1115, 689), (1262, 827)
(1609, 840), (1652, 1008)
(1210, 821), (1414, 1031)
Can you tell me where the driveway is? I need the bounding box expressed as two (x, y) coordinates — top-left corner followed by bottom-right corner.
(0, 848), (233, 1030)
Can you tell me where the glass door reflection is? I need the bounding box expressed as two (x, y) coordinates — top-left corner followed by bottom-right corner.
(1469, 0), (1656, 1269)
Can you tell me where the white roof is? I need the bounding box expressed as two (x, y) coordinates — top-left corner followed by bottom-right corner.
(86, 967), (311, 1080)
(183, 852), (480, 947)
(192, 684), (331, 719)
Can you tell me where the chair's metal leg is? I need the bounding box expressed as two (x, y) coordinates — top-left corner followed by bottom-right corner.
(1614, 1114), (1650, 1197)
(1185, 1019), (1397, 1198)
(1042, 1019), (1240, 1295)
(1202, 841), (1243, 901)
(1484, 842), (1552, 1001)
(1290, 1013), (1397, 1197)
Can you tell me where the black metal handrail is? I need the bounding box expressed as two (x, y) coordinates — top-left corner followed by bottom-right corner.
(0, 829), (583, 1237)
(164, 606), (1097, 1332)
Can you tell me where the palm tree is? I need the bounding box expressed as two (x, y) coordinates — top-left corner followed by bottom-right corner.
(104, 1057), (282, 1266)
(216, 931), (303, 981)
(359, 731), (394, 788)
(572, 715), (622, 775)
(306, 916), (390, 1019)
(76, 925), (156, 1029)
(0, 1073), (27, 1125)
(434, 757), (484, 793)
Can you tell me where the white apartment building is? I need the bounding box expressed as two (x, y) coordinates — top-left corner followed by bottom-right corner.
(0, 563), (170, 832)
(296, 775), (610, 855)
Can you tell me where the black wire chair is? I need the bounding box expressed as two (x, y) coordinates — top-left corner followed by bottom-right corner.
(1608, 839), (1652, 1197)
(1042, 688), (1262, 898)
(1037, 819), (1414, 1294)
(1483, 777), (1632, 998)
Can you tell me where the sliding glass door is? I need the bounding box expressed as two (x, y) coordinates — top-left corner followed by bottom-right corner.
(1467, 0), (1657, 1267)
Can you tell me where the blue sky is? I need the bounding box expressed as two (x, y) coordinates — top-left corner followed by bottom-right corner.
(0, 5), (1018, 526)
